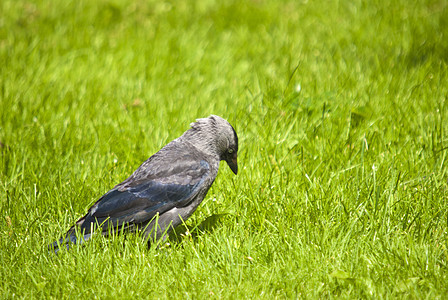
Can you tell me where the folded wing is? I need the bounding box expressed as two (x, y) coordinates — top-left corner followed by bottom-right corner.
(77, 158), (211, 235)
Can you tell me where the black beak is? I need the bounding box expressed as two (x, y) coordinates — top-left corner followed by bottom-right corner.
(226, 154), (238, 175)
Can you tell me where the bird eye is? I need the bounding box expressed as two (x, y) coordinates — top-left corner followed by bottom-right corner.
(228, 149), (234, 154)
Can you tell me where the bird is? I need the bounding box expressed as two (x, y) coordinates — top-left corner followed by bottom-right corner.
(50, 115), (238, 253)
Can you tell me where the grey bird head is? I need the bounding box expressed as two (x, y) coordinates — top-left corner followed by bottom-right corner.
(183, 115), (238, 174)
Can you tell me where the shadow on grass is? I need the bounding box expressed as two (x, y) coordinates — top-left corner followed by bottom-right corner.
(49, 213), (229, 255)
(166, 213), (230, 246)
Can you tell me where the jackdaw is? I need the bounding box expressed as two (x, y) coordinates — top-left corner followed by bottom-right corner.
(51, 115), (238, 252)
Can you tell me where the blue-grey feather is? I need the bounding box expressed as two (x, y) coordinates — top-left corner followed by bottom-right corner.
(77, 158), (210, 235)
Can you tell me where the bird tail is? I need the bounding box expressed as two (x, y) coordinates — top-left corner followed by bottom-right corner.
(49, 227), (92, 254)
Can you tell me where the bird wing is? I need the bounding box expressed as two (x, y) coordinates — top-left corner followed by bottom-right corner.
(78, 158), (211, 234)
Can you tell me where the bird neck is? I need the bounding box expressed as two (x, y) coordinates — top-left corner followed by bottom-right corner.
(180, 128), (221, 160)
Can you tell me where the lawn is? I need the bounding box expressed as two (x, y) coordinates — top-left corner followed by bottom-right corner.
(1, 0), (448, 298)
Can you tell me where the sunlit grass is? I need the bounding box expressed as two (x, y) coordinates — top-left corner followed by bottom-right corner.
(1, 0), (448, 298)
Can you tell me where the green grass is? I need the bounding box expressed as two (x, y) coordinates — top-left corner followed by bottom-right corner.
(1, 0), (448, 298)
